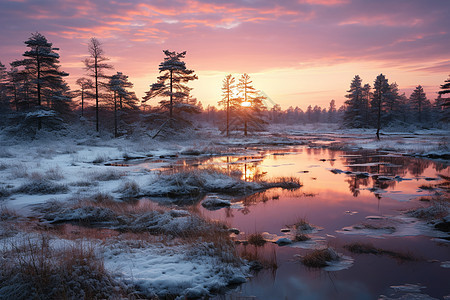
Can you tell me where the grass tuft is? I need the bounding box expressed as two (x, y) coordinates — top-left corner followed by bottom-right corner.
(344, 242), (418, 262)
(247, 233), (266, 247)
(301, 247), (340, 268)
(15, 179), (68, 195)
(0, 235), (129, 299)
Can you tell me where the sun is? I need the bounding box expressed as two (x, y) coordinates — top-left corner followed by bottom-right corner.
(241, 101), (252, 107)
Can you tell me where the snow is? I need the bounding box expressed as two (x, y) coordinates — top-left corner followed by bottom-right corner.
(0, 124), (449, 297)
(103, 240), (248, 298)
(201, 196), (231, 210)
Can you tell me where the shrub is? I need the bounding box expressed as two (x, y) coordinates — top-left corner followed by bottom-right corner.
(88, 170), (124, 181)
(116, 180), (141, 197)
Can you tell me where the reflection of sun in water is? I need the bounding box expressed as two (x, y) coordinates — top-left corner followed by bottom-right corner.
(242, 164), (256, 181)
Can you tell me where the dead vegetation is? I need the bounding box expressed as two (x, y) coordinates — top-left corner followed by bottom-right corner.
(344, 242), (418, 262)
(300, 247), (340, 268)
(247, 233), (267, 247)
(0, 235), (129, 299)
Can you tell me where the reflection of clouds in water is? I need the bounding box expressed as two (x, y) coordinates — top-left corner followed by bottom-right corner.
(240, 272), (368, 300)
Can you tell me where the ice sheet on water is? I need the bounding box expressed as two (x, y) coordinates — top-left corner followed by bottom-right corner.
(323, 254), (354, 272)
(337, 215), (449, 239)
(379, 284), (439, 300)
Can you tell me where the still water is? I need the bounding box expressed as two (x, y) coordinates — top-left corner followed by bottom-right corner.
(145, 146), (450, 299)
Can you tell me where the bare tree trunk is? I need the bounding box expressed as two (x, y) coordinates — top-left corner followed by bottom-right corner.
(169, 70), (173, 118)
(114, 91), (118, 138)
(81, 88), (84, 117)
(226, 93), (229, 136)
(95, 56), (99, 132)
(37, 51), (42, 130)
(376, 96), (381, 140)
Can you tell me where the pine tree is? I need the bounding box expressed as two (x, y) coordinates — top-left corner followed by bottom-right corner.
(384, 82), (402, 123)
(218, 74), (237, 136)
(11, 32), (69, 129)
(108, 72), (136, 137)
(84, 37), (112, 132)
(75, 77), (94, 117)
(371, 74), (390, 140)
(361, 83), (372, 126)
(409, 85), (430, 123)
(144, 50), (197, 119)
(0, 61), (8, 112)
(438, 75), (450, 122)
(343, 75), (364, 128)
(236, 73), (266, 135)
(327, 99), (336, 123)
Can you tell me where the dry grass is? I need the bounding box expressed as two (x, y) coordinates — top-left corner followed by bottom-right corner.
(0, 235), (129, 299)
(301, 247), (340, 268)
(344, 242), (418, 262)
(264, 176), (302, 190)
(247, 233), (267, 247)
(116, 180), (141, 197)
(15, 179), (68, 195)
(287, 217), (314, 241)
(240, 246), (277, 271)
(87, 169), (125, 181)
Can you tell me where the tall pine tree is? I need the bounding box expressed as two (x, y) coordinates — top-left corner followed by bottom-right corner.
(409, 85), (430, 123)
(218, 74), (238, 136)
(438, 75), (450, 123)
(343, 75), (364, 127)
(144, 50), (197, 119)
(11, 32), (69, 130)
(371, 74), (389, 140)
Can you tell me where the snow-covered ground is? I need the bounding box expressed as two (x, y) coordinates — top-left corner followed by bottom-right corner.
(0, 123), (448, 298)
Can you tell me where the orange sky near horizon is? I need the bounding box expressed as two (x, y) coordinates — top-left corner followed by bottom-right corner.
(1, 0), (449, 110)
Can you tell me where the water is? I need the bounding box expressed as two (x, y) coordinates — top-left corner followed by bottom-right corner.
(139, 146), (450, 299)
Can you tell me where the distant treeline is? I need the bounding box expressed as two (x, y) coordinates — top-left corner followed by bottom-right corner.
(0, 32), (448, 138)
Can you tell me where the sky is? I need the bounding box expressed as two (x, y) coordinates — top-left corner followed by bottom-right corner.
(0, 0), (449, 110)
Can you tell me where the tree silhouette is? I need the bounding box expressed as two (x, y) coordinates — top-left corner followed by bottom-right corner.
(84, 38), (112, 132)
(371, 74), (389, 140)
(144, 50), (197, 119)
(12, 32), (69, 129)
(75, 77), (93, 117)
(218, 74), (238, 136)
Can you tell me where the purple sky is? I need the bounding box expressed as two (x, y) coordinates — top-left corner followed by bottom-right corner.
(1, 0), (449, 109)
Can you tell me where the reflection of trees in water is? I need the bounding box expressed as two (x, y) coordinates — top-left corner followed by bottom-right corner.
(346, 176), (370, 197)
(235, 189), (310, 215)
(341, 152), (448, 196)
(406, 158), (431, 177)
(342, 152), (441, 178)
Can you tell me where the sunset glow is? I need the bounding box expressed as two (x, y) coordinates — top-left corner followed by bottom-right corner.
(1, 0), (449, 109)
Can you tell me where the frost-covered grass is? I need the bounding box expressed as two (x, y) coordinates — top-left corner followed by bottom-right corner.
(0, 235), (128, 299)
(36, 197), (232, 240)
(15, 179), (68, 195)
(87, 169), (124, 181)
(142, 169), (301, 199)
